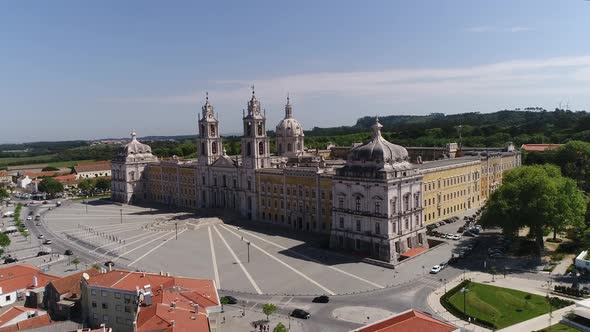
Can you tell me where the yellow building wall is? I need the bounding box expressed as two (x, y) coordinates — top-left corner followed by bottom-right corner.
(422, 162), (481, 224)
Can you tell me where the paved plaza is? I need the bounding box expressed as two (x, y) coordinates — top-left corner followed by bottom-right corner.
(35, 199), (460, 296)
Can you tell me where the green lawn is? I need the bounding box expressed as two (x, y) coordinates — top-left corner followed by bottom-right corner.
(0, 155), (95, 168)
(538, 323), (582, 331)
(447, 282), (559, 329)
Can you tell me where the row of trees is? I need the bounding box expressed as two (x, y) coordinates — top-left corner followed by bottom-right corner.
(78, 177), (111, 194)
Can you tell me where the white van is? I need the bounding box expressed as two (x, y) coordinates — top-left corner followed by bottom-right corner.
(2, 211), (14, 218)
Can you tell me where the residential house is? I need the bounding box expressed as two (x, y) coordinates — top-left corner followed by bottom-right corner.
(0, 265), (58, 308)
(0, 306), (46, 328)
(80, 270), (221, 332)
(44, 269), (100, 321)
(74, 162), (111, 180)
(351, 309), (459, 332)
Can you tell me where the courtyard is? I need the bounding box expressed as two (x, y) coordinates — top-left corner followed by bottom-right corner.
(34, 199), (460, 296)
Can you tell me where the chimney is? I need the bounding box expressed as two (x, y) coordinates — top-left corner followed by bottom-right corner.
(100, 324), (106, 332)
(108, 264), (112, 272)
(32, 275), (38, 287)
(170, 320), (175, 327)
(142, 272), (145, 277)
(166, 272), (170, 277)
(193, 304), (199, 313)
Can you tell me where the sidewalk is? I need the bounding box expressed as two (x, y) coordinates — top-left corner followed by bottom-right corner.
(551, 254), (575, 276)
(221, 306), (306, 332)
(426, 272), (570, 332)
(498, 305), (574, 332)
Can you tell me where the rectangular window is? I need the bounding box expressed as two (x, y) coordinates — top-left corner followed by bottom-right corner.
(375, 202), (381, 214)
(92, 301), (97, 308)
(116, 317), (124, 324)
(114, 292), (121, 299)
(356, 220), (361, 231)
(338, 197), (344, 209)
(125, 306), (131, 313)
(103, 315), (109, 321)
(101, 290), (108, 297)
(339, 217), (344, 229)
(102, 303), (108, 309)
(375, 222), (380, 235)
(91, 289), (96, 296)
(5, 295), (10, 301)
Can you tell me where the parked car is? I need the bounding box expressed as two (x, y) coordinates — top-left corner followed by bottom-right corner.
(312, 295), (330, 303)
(64, 249), (73, 256)
(43, 201), (48, 204)
(221, 295), (238, 304)
(3, 257), (18, 264)
(464, 231), (478, 237)
(458, 227), (465, 233)
(26, 216), (32, 221)
(430, 265), (442, 274)
(37, 234), (44, 239)
(451, 234), (461, 240)
(37, 251), (50, 257)
(291, 309), (311, 319)
(42, 239), (52, 245)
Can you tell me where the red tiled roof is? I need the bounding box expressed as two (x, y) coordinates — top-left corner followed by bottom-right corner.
(0, 314), (51, 332)
(0, 307), (44, 327)
(399, 247), (428, 258)
(52, 174), (79, 186)
(520, 144), (562, 152)
(23, 171), (67, 178)
(48, 268), (100, 297)
(0, 171), (8, 177)
(0, 265), (59, 295)
(73, 161), (111, 174)
(354, 310), (458, 332)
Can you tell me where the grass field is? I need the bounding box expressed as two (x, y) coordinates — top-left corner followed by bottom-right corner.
(0, 155), (95, 168)
(447, 282), (558, 329)
(539, 323), (582, 331)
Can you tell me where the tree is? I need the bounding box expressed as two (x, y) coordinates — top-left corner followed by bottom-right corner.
(273, 322), (288, 332)
(480, 165), (586, 254)
(41, 166), (59, 172)
(77, 178), (95, 193)
(72, 257), (81, 270)
(0, 232), (11, 248)
(38, 178), (64, 197)
(262, 303), (278, 320)
(94, 177), (111, 192)
(0, 188), (8, 199)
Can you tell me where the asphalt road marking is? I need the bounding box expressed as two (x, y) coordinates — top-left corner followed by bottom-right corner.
(284, 297), (294, 305)
(128, 229), (187, 267)
(213, 225), (262, 295)
(101, 231), (164, 258)
(57, 220), (152, 233)
(112, 231), (174, 262)
(222, 224), (384, 289)
(219, 225), (335, 296)
(91, 230), (152, 252)
(208, 226), (221, 289)
(66, 223), (145, 239)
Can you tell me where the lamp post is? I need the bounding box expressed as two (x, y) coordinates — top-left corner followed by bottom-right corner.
(175, 222), (178, 240)
(443, 278), (447, 293)
(460, 286), (469, 317)
(247, 241), (251, 263)
(120, 209), (123, 224)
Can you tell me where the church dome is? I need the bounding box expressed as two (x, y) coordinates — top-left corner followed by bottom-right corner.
(349, 118), (408, 163)
(275, 96), (304, 137)
(117, 131), (153, 158)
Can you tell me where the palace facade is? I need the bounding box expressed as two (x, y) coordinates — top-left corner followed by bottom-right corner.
(111, 91), (520, 263)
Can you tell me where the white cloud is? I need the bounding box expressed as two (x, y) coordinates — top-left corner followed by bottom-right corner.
(101, 55), (590, 111)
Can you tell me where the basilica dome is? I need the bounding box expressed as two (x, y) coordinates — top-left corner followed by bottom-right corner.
(349, 118), (409, 164)
(115, 131), (155, 161)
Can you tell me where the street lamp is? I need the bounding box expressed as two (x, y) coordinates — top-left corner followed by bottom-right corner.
(246, 241), (251, 263)
(460, 286), (469, 316)
(442, 278), (448, 293)
(120, 209), (123, 224)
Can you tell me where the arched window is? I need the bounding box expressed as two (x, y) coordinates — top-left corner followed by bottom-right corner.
(257, 123), (263, 136)
(246, 122), (252, 136)
(246, 142), (252, 156)
(200, 125), (205, 137)
(355, 196), (361, 211)
(212, 142), (217, 154)
(258, 142), (264, 155)
(210, 124), (216, 136)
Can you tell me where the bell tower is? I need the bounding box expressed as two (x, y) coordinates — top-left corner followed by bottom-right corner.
(197, 93), (223, 165)
(241, 86), (270, 169)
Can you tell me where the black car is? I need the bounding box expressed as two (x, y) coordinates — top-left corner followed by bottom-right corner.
(64, 249), (73, 256)
(104, 261), (115, 267)
(312, 295), (330, 303)
(221, 295), (238, 305)
(291, 309), (311, 319)
(36, 251), (50, 257)
(4, 257), (18, 264)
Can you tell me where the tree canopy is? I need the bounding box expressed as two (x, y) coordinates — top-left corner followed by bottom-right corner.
(38, 177), (64, 196)
(78, 178), (95, 193)
(95, 177), (111, 191)
(480, 164), (586, 253)
(41, 166), (59, 171)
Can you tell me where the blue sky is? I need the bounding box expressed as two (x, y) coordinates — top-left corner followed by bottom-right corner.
(1, 0), (590, 143)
